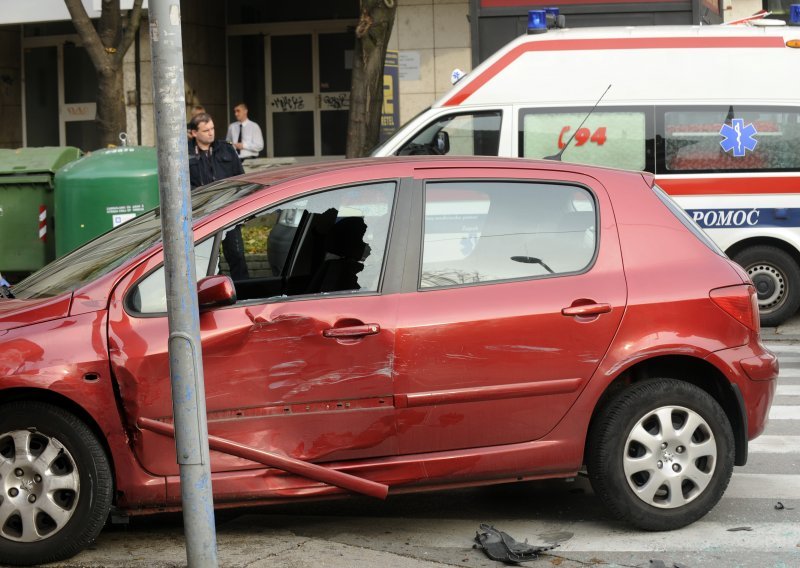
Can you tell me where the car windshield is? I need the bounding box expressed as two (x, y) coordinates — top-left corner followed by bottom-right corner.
(11, 180), (264, 300)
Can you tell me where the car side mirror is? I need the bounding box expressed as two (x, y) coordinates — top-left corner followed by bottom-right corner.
(197, 275), (236, 311)
(434, 131), (450, 155)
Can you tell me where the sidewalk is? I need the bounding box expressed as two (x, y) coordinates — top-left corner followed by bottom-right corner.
(760, 311), (800, 342)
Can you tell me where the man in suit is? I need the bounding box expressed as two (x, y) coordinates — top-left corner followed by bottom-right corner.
(226, 103), (264, 160)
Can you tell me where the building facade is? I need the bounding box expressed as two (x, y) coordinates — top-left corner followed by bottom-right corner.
(0, 0), (769, 156)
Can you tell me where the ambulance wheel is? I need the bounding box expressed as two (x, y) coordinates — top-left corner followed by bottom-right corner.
(733, 245), (800, 327)
(0, 402), (113, 566)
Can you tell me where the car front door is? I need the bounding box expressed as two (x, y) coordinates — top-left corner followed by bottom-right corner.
(393, 170), (627, 454)
(108, 181), (399, 481)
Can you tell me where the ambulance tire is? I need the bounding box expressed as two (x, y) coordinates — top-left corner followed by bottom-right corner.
(733, 245), (800, 327)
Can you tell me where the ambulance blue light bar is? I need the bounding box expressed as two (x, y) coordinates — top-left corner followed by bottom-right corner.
(527, 10), (547, 34)
(790, 4), (800, 25)
(545, 7), (559, 29)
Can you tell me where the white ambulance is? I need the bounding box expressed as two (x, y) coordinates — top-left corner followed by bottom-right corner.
(373, 21), (800, 326)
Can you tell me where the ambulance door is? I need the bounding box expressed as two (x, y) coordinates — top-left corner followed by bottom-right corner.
(382, 106), (512, 157)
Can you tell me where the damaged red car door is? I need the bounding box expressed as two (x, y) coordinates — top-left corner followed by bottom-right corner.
(107, 182), (400, 483)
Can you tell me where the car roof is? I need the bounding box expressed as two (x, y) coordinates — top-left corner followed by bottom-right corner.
(236, 155), (641, 188)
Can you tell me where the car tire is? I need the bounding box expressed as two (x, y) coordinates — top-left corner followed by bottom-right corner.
(0, 402), (113, 566)
(733, 245), (800, 327)
(586, 379), (734, 531)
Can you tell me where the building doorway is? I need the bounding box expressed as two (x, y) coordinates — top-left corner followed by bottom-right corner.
(228, 23), (354, 159)
(23, 37), (100, 151)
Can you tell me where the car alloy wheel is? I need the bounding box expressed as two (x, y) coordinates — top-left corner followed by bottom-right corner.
(623, 405), (716, 508)
(0, 403), (112, 567)
(587, 379), (734, 531)
(0, 430), (80, 541)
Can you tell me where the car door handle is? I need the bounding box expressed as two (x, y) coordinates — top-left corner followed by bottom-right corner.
(323, 324), (381, 338)
(562, 303), (611, 317)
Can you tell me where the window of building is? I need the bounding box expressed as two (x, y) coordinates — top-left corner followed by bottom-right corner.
(420, 181), (597, 289)
(226, 1), (358, 24)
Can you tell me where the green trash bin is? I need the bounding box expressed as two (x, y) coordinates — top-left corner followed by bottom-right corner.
(55, 146), (160, 257)
(0, 147), (82, 274)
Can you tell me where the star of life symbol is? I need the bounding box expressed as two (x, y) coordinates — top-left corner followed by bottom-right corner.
(719, 118), (758, 157)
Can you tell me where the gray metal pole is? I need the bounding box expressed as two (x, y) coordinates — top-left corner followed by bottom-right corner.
(147, 1), (219, 566)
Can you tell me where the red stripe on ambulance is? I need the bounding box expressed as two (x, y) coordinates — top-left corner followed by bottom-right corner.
(444, 36), (786, 106)
(658, 176), (800, 196)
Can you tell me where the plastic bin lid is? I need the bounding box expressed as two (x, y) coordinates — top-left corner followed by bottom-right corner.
(56, 146), (158, 180)
(0, 147), (82, 176)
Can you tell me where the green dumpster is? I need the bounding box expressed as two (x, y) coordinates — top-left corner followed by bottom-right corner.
(55, 146), (159, 257)
(0, 147), (82, 273)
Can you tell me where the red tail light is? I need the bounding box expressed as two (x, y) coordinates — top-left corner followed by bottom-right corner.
(710, 285), (760, 332)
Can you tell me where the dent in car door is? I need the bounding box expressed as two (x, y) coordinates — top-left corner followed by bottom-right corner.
(393, 177), (626, 454)
(108, 182), (400, 476)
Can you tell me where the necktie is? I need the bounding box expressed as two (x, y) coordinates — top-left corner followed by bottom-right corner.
(237, 123), (243, 144)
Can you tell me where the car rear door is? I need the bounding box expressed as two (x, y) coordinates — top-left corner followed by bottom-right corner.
(392, 167), (627, 455)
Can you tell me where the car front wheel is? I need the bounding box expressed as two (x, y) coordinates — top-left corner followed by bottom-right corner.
(587, 379), (734, 531)
(0, 402), (113, 566)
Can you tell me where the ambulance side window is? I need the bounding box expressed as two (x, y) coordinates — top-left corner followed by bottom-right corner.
(397, 111), (502, 157)
(659, 106), (800, 173)
(518, 107), (653, 172)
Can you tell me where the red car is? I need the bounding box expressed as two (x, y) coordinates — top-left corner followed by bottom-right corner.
(0, 157), (777, 565)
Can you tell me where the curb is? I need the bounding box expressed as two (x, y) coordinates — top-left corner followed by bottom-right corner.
(761, 329), (800, 343)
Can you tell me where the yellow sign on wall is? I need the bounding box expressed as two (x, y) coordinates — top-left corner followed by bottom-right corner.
(380, 50), (399, 142)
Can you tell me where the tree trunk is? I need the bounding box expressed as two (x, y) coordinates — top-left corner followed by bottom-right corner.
(346, 0), (397, 158)
(96, 67), (126, 147)
(64, 0), (143, 149)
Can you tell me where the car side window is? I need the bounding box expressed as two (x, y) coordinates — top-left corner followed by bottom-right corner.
(128, 237), (216, 314)
(420, 181), (596, 289)
(216, 181), (396, 302)
(129, 182), (396, 314)
(397, 111), (502, 157)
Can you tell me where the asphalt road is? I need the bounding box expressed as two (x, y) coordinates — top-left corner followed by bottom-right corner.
(34, 338), (800, 568)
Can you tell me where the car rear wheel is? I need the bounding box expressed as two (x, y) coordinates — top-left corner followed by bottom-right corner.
(587, 379), (734, 531)
(733, 245), (800, 327)
(0, 402), (112, 566)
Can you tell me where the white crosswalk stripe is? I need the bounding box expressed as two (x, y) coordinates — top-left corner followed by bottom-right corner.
(548, 521), (800, 552)
(776, 385), (800, 396)
(726, 473), (800, 499)
(768, 406), (800, 419)
(749, 435), (800, 453)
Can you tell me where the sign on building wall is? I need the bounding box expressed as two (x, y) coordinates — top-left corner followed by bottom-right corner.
(398, 51), (420, 82)
(62, 103), (97, 122)
(0, 0), (146, 24)
(380, 50), (400, 142)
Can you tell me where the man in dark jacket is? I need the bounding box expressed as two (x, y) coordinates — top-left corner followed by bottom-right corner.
(188, 113), (248, 279)
(188, 113), (244, 188)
